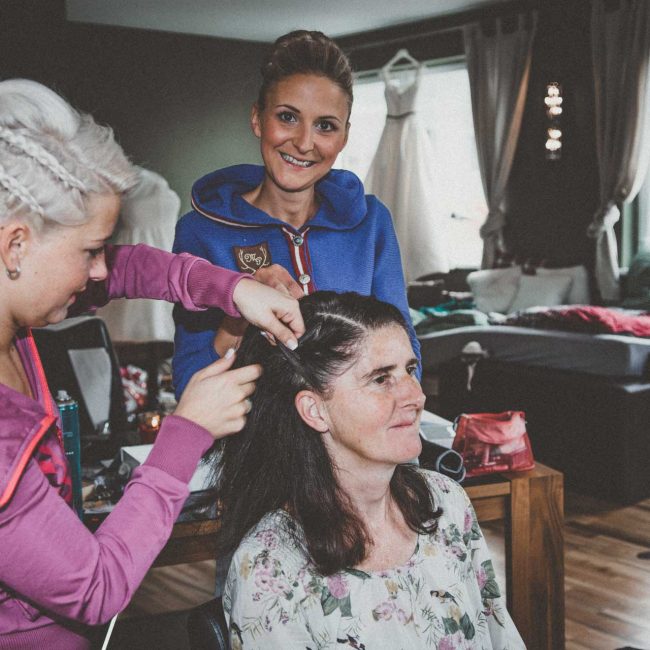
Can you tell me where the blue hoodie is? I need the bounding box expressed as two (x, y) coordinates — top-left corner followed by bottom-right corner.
(172, 164), (420, 396)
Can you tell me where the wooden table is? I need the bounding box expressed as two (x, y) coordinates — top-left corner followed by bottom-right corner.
(464, 463), (564, 650)
(157, 463), (564, 650)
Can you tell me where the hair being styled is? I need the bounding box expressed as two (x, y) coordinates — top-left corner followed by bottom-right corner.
(257, 30), (353, 115)
(212, 291), (441, 576)
(0, 79), (137, 231)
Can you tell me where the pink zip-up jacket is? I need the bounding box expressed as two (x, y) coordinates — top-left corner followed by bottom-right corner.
(0, 244), (248, 648)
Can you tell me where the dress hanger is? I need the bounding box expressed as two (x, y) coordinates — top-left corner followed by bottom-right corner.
(381, 48), (421, 75)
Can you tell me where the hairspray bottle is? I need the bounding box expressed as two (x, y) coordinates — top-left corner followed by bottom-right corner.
(56, 390), (83, 519)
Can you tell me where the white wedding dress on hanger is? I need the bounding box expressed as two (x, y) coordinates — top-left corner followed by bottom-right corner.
(365, 65), (449, 281)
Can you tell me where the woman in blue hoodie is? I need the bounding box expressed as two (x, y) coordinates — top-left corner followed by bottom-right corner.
(173, 30), (419, 396)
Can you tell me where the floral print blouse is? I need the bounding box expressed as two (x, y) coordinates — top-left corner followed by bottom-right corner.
(223, 470), (525, 649)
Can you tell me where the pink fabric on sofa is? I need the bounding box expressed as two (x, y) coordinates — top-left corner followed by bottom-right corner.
(504, 305), (650, 337)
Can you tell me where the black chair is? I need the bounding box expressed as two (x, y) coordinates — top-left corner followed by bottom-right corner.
(32, 315), (128, 460)
(187, 597), (229, 650)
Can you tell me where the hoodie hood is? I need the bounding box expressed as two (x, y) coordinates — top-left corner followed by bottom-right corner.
(191, 164), (369, 231)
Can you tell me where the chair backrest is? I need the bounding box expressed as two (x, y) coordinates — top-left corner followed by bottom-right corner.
(187, 597), (229, 650)
(32, 315), (127, 438)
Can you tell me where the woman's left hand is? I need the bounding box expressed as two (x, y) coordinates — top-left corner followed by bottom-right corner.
(232, 279), (304, 349)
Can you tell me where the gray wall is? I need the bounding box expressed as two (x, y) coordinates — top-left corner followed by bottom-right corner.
(65, 24), (268, 214)
(1, 1), (267, 214)
(2, 1), (600, 269)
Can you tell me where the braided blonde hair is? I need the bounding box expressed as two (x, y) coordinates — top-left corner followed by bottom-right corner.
(0, 79), (137, 230)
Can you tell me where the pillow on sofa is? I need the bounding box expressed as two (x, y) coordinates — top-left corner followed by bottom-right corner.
(508, 274), (573, 313)
(536, 265), (589, 304)
(466, 266), (522, 314)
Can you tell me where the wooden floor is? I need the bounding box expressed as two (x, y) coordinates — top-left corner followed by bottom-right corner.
(119, 491), (650, 650)
(561, 492), (650, 650)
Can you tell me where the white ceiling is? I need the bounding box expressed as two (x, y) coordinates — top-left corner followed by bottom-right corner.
(65, 0), (505, 43)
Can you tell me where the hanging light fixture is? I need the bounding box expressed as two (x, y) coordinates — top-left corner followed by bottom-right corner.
(544, 82), (562, 160)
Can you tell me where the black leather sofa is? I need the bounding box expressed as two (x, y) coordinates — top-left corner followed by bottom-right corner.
(437, 358), (650, 503)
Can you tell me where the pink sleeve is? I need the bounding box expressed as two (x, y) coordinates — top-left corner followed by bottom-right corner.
(0, 415), (213, 625)
(72, 244), (249, 318)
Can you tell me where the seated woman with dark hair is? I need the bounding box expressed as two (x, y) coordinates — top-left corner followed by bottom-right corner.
(213, 291), (524, 649)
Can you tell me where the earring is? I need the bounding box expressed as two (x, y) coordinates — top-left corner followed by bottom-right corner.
(5, 265), (20, 280)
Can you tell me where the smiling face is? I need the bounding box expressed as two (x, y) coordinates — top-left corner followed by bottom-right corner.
(15, 193), (119, 327)
(313, 324), (425, 474)
(252, 73), (350, 195)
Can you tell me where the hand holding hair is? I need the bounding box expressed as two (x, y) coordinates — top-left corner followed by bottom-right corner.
(232, 277), (304, 350)
(173, 349), (262, 438)
(213, 314), (250, 357)
(253, 264), (305, 299)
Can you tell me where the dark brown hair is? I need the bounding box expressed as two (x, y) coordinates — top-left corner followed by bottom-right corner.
(211, 291), (441, 576)
(257, 30), (353, 116)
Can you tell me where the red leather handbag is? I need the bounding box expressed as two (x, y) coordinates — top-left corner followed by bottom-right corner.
(452, 411), (535, 477)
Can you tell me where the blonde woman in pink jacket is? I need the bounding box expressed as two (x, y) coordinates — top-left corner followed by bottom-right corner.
(0, 79), (303, 648)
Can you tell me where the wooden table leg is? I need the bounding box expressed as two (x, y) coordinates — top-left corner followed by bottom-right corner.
(505, 467), (564, 650)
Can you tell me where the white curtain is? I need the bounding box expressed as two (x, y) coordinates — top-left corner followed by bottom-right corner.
(589, 0), (650, 301)
(365, 66), (449, 281)
(464, 13), (537, 269)
(97, 167), (181, 341)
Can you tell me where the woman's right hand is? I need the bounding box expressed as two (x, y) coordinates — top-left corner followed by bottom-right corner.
(213, 315), (250, 357)
(173, 350), (261, 439)
(253, 264), (305, 299)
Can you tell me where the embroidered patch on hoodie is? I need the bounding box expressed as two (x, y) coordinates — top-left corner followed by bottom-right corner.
(233, 242), (272, 274)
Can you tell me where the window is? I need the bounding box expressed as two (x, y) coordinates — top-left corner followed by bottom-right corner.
(337, 59), (487, 269)
(620, 99), (650, 267)
(621, 172), (650, 268)
(639, 178), (650, 252)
